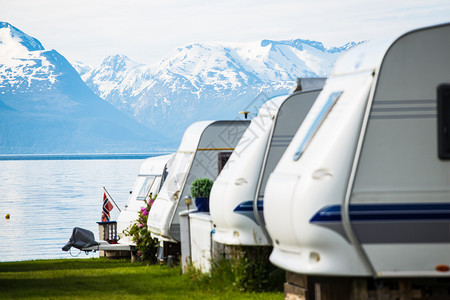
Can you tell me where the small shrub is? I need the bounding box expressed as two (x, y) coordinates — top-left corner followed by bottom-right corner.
(237, 246), (284, 291)
(190, 178), (213, 198)
(186, 246), (284, 292)
(123, 194), (159, 263)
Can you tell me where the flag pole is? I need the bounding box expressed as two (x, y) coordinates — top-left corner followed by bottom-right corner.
(103, 187), (122, 212)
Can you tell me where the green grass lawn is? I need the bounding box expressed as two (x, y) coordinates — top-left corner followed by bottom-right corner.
(0, 258), (283, 299)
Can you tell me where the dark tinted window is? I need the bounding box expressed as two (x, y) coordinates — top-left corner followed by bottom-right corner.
(438, 84), (450, 159)
(218, 152), (232, 174)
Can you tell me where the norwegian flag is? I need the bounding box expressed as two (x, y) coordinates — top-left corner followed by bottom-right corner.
(101, 192), (114, 222)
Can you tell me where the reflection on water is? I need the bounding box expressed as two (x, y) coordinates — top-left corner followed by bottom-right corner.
(0, 158), (145, 262)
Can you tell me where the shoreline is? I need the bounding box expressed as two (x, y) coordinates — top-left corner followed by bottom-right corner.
(0, 152), (172, 161)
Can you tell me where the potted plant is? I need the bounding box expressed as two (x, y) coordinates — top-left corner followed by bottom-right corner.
(190, 178), (213, 212)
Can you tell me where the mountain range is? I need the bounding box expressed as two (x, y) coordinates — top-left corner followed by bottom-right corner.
(0, 21), (357, 154)
(0, 22), (166, 154)
(75, 39), (356, 139)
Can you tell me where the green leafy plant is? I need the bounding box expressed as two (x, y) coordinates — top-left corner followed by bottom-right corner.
(186, 246), (284, 292)
(124, 194), (159, 263)
(190, 178), (213, 198)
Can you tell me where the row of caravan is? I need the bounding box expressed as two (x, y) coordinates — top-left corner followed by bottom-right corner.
(121, 22), (449, 280)
(145, 78), (325, 248)
(266, 21), (450, 278)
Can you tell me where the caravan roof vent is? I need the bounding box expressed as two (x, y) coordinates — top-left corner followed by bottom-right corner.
(291, 78), (303, 93)
(239, 111), (250, 119)
(291, 78), (328, 93)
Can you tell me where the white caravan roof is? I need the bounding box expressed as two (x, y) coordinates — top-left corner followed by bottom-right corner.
(137, 154), (174, 176)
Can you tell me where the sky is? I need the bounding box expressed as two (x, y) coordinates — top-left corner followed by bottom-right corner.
(1, 0), (449, 67)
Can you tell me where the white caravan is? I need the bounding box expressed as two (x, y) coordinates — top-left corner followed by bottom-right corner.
(210, 79), (325, 246)
(264, 22), (450, 278)
(75, 154), (174, 253)
(116, 154), (174, 245)
(148, 120), (250, 243)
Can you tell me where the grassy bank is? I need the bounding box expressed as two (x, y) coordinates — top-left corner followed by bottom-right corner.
(0, 258), (283, 299)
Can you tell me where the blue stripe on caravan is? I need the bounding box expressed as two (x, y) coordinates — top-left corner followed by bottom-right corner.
(233, 200), (264, 212)
(310, 205), (342, 222)
(310, 203), (450, 223)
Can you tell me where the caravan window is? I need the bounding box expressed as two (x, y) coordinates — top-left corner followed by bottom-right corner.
(149, 176), (162, 196)
(218, 152), (232, 174)
(438, 84), (450, 159)
(294, 91), (343, 160)
(137, 176), (156, 200)
(166, 152), (193, 194)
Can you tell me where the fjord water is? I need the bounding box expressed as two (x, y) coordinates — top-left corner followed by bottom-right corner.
(0, 156), (148, 262)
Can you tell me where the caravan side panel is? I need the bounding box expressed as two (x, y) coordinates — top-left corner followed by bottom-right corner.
(148, 122), (214, 241)
(350, 24), (450, 276)
(168, 121), (250, 241)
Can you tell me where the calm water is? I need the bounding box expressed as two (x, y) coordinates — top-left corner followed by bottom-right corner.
(0, 156), (152, 262)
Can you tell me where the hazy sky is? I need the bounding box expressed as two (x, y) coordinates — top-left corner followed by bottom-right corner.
(2, 0), (449, 66)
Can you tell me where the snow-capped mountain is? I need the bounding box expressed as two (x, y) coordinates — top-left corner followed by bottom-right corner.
(0, 22), (167, 154)
(0, 20), (358, 154)
(71, 60), (93, 80)
(78, 39), (357, 139)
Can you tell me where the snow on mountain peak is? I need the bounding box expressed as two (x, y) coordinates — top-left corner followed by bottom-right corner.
(83, 54), (152, 100)
(100, 54), (143, 73)
(82, 37), (356, 104)
(0, 21), (77, 94)
(77, 37), (357, 139)
(327, 41), (365, 53)
(0, 22), (44, 53)
(153, 38), (346, 87)
(71, 60), (93, 81)
(0, 23), (167, 154)
(261, 39), (327, 52)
